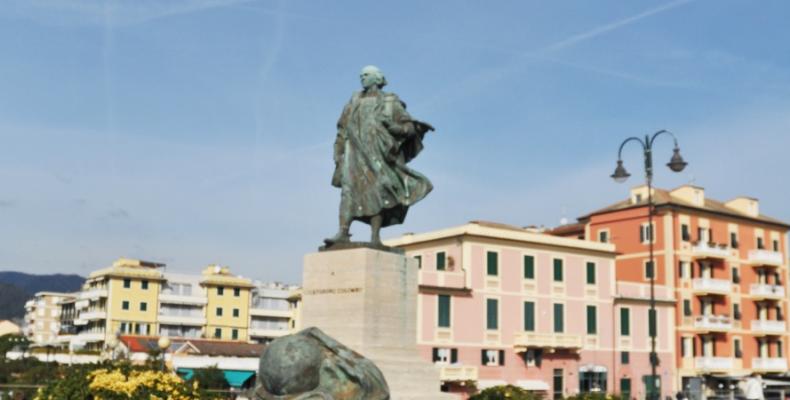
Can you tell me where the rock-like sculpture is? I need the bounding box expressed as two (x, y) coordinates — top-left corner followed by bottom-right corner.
(254, 327), (389, 400)
(323, 65), (434, 249)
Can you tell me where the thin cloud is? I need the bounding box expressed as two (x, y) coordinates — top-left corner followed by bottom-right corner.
(106, 208), (130, 219)
(0, 200), (16, 208)
(543, 0), (694, 53)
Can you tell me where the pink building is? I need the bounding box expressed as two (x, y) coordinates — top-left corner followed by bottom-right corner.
(387, 221), (675, 399)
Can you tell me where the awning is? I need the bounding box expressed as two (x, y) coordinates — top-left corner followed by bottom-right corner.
(223, 370), (255, 388)
(516, 380), (550, 391)
(177, 368), (194, 380)
(579, 365), (608, 373)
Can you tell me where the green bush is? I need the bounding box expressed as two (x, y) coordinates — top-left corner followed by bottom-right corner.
(470, 385), (543, 400)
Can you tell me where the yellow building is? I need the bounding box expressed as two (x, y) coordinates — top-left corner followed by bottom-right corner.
(201, 266), (253, 341)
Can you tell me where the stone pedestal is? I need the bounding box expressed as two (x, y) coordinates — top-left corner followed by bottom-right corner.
(302, 248), (456, 400)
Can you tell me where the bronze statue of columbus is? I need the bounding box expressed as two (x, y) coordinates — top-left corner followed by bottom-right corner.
(324, 66), (434, 248)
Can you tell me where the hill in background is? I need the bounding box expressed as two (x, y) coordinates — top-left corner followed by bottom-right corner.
(0, 271), (85, 321)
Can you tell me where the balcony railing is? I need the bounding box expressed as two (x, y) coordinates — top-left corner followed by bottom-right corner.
(752, 357), (788, 371)
(691, 242), (731, 259)
(749, 284), (785, 300)
(751, 320), (786, 335)
(513, 332), (582, 351)
(250, 308), (292, 318)
(439, 365), (478, 382)
(77, 330), (106, 342)
(692, 278), (731, 294)
(158, 314), (206, 326)
(79, 288), (108, 300)
(694, 315), (732, 331)
(80, 310), (107, 320)
(749, 250), (784, 267)
(695, 357), (733, 371)
(158, 293), (208, 305)
(249, 327), (290, 339)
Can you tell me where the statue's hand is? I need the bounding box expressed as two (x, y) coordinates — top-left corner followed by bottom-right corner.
(381, 120), (407, 136)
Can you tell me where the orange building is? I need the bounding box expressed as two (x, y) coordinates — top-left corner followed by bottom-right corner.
(555, 185), (789, 397)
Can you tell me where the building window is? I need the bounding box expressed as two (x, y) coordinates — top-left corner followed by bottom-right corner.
(123, 279), (131, 289)
(620, 378), (632, 400)
(414, 255), (422, 269)
(524, 302), (535, 332)
(233, 308), (240, 318)
(553, 303), (564, 333)
(487, 251), (498, 276)
(436, 251), (446, 271)
(438, 295), (451, 328)
(586, 305), (597, 335)
(553, 259), (563, 282)
(731, 232), (739, 248)
(734, 338), (742, 358)
(553, 369), (564, 400)
(645, 261), (655, 280)
(432, 348), (457, 364)
(681, 224), (690, 242)
(525, 349), (542, 367)
(214, 328), (221, 339)
(232, 329), (239, 340)
(598, 230), (609, 243)
(640, 223), (654, 243)
(140, 302), (147, 312)
(580, 371), (607, 393)
(679, 261), (689, 279)
(523, 255), (535, 279)
(140, 280), (149, 290)
(620, 308), (630, 336)
(621, 351), (630, 364)
(586, 262), (596, 284)
(778, 340), (784, 357)
(683, 299), (692, 316)
(481, 349), (504, 366)
(774, 240), (780, 252)
(733, 303), (741, 320)
(732, 267), (740, 284)
(757, 237), (765, 250)
(487, 299), (498, 330)
(216, 307), (223, 317)
(218, 287), (224, 296)
(234, 288), (241, 297)
(122, 301), (130, 310)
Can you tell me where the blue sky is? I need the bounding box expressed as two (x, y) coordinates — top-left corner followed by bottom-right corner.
(2, 0), (789, 283)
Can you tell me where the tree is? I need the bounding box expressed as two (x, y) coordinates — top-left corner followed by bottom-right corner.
(469, 385), (543, 400)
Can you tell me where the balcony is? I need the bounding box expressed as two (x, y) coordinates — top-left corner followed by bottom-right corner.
(749, 284), (785, 300)
(694, 315), (732, 332)
(692, 278), (731, 295)
(749, 250), (784, 267)
(77, 331), (106, 343)
(752, 357), (788, 372)
(751, 320), (786, 335)
(249, 308), (292, 318)
(439, 365), (478, 382)
(158, 293), (207, 306)
(158, 314), (206, 326)
(695, 357), (733, 372)
(80, 310), (107, 321)
(691, 242), (731, 259)
(418, 269), (468, 291)
(249, 328), (290, 339)
(79, 288), (108, 300)
(513, 332), (582, 352)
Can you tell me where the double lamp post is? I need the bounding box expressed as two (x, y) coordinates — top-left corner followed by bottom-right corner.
(611, 130), (688, 400)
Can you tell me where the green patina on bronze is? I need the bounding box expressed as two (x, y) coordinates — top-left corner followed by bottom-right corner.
(254, 327), (389, 400)
(323, 66), (434, 249)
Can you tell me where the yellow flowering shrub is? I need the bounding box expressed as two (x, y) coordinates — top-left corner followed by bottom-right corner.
(88, 368), (200, 400)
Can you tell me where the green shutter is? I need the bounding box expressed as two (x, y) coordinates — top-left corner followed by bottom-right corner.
(586, 262), (596, 284)
(524, 302), (535, 331)
(553, 259), (563, 282)
(487, 252), (498, 276)
(649, 309), (657, 337)
(620, 308), (630, 336)
(620, 378), (631, 399)
(645, 261), (654, 279)
(487, 299), (498, 330)
(524, 255), (535, 279)
(436, 252), (446, 271)
(586, 305), (597, 334)
(553, 303), (564, 333)
(438, 295), (451, 328)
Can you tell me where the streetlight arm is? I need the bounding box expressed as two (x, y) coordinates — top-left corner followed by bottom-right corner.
(648, 129), (678, 148)
(617, 137), (647, 160)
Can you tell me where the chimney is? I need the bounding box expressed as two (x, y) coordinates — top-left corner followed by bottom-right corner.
(725, 197), (760, 218)
(670, 185), (705, 207)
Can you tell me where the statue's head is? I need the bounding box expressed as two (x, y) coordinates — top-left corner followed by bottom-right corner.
(360, 65), (387, 90)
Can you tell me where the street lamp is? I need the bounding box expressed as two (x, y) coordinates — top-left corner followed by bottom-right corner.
(157, 336), (171, 372)
(611, 130), (687, 400)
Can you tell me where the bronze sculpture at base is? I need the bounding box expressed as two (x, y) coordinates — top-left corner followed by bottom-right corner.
(254, 327), (389, 400)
